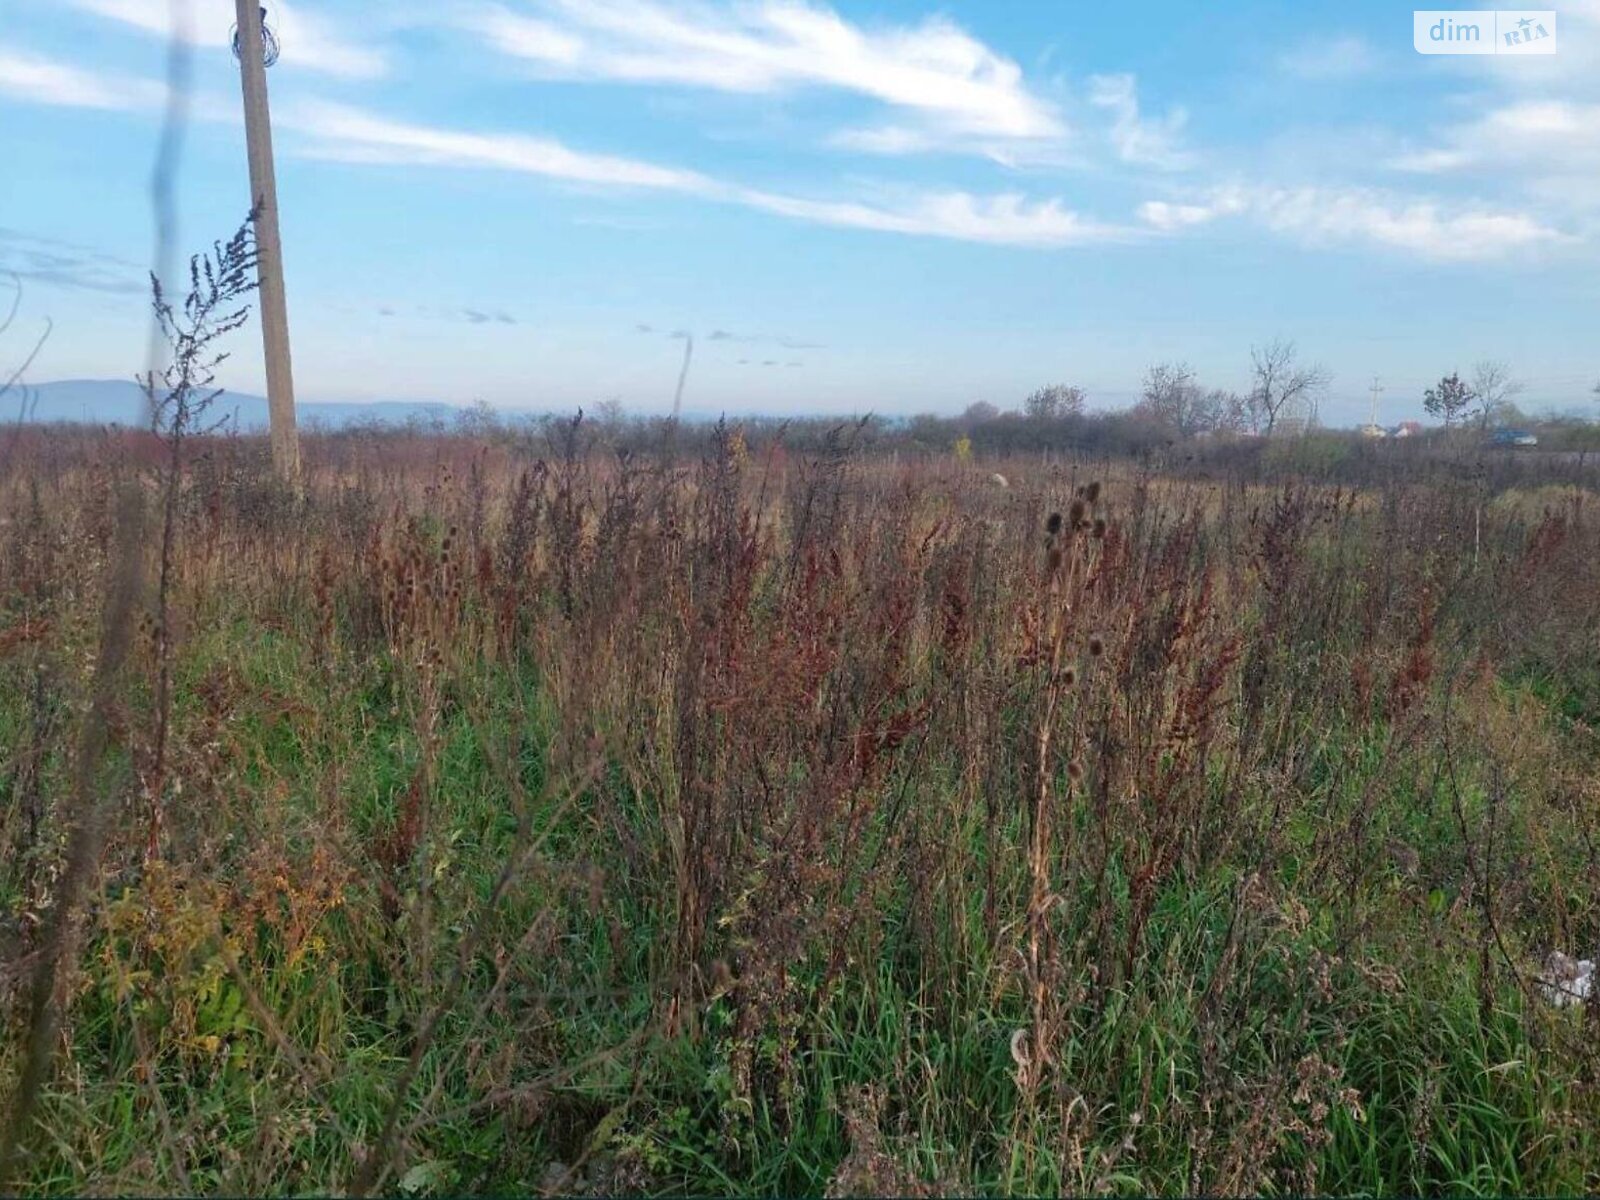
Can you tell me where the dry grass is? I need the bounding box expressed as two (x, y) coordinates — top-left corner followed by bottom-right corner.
(2, 424), (1599, 1194)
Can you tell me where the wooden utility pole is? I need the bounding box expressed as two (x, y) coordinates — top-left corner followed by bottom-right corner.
(234, 0), (300, 484)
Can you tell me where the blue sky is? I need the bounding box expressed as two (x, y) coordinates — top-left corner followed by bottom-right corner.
(2, 0), (1597, 422)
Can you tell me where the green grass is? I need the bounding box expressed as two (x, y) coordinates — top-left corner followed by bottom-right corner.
(6, 619), (1597, 1194)
(5, 456), (1600, 1195)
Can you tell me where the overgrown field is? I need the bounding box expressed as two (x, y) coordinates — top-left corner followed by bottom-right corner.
(3, 425), (1599, 1195)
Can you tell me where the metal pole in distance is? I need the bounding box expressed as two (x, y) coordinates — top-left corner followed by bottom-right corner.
(234, 0), (300, 485)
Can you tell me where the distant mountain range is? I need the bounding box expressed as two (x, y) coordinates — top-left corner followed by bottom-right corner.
(8, 380), (769, 430)
(10, 380), (470, 431)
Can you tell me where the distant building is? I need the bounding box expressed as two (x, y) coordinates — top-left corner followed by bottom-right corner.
(1270, 394), (1316, 438)
(1360, 423), (1387, 439)
(1390, 421), (1422, 438)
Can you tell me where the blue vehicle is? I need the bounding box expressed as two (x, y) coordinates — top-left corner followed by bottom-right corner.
(1488, 429), (1539, 448)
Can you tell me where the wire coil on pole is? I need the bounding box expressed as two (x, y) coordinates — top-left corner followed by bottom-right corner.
(230, 5), (280, 67)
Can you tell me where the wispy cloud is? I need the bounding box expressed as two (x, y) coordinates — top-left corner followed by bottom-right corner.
(464, 0), (1065, 158)
(0, 226), (145, 293)
(732, 186), (1125, 246)
(1139, 184), (1568, 261)
(380, 303), (519, 325)
(691, 327), (824, 349)
(288, 101), (719, 192)
(1392, 101), (1600, 212)
(0, 46), (162, 109)
(287, 100), (1126, 247)
(1135, 201), (1213, 232)
(61, 0), (387, 79)
(827, 124), (948, 156)
(1086, 73), (1191, 169)
(1278, 35), (1377, 81)
(1385, 3), (1600, 213)
(13, 35), (1569, 267)
(277, 84), (1591, 258)
(462, 308), (517, 325)
(823, 120), (1068, 167)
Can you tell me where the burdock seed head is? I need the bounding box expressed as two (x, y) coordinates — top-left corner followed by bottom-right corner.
(1092, 516), (1107, 539)
(1068, 497), (1087, 528)
(1085, 481), (1102, 504)
(1088, 633), (1104, 657)
(1047, 511), (1063, 536)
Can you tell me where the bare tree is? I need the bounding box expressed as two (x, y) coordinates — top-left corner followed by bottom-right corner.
(1132, 369), (1216, 444)
(961, 400), (1000, 425)
(1207, 388), (1250, 434)
(1470, 360), (1524, 431)
(1248, 338), (1329, 435)
(594, 396), (626, 429)
(454, 398), (501, 438)
(1023, 384), (1086, 421)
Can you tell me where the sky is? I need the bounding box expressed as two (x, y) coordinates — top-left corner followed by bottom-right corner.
(2, 0), (1598, 424)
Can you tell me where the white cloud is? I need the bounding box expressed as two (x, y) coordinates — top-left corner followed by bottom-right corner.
(0, 37), (1121, 250)
(1389, 147), (1472, 173)
(286, 101), (720, 192)
(734, 187), (1124, 246)
(827, 124), (944, 156)
(1278, 35), (1377, 81)
(1397, 101), (1600, 169)
(1249, 187), (1565, 260)
(60, 0), (191, 39)
(12, 32), (1574, 266)
(1386, 3), (1600, 211)
(465, 3), (1197, 171)
(1138, 184), (1568, 260)
(464, 0), (1064, 155)
(62, 0), (386, 79)
(1136, 200), (1214, 231)
(1392, 101), (1600, 212)
(823, 121), (1069, 167)
(1086, 73), (1191, 169)
(0, 46), (162, 109)
(285, 100), (1122, 247)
